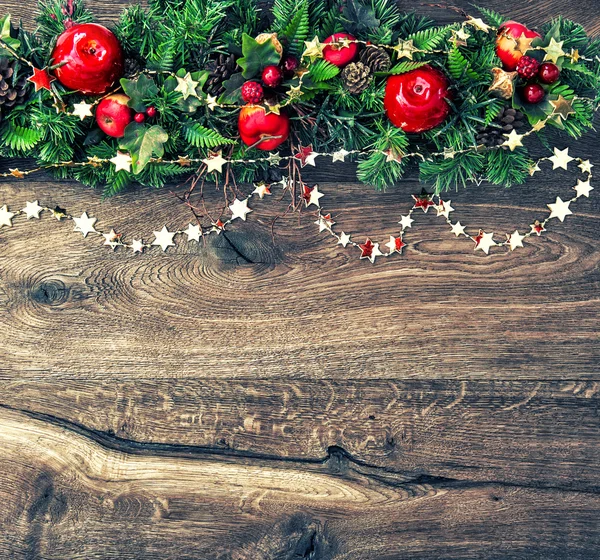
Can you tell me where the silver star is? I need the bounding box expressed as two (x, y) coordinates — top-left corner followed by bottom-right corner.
(205, 95), (219, 111)
(152, 226), (176, 252)
(574, 179), (593, 198)
(185, 223), (202, 242)
(72, 101), (94, 121)
(174, 72), (200, 100)
(0, 205), (15, 227)
(229, 198), (252, 221)
(73, 212), (97, 238)
(131, 239), (145, 253)
(507, 230), (525, 251)
(103, 229), (121, 250)
(203, 151), (228, 174)
(110, 151), (132, 173)
(543, 38), (566, 63)
(436, 200), (454, 218)
(450, 221), (466, 237)
(475, 231), (496, 254)
(22, 200), (44, 219)
(503, 130), (524, 151)
(267, 152), (283, 166)
(465, 16), (491, 33)
(399, 215), (414, 229)
(332, 149), (350, 163)
(549, 147), (574, 170)
(547, 197), (572, 222)
(578, 160), (593, 174)
(307, 186), (324, 208)
(337, 232), (351, 247)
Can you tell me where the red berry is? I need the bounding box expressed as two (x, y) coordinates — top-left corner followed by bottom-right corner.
(262, 65), (284, 88)
(281, 55), (299, 77)
(522, 83), (545, 104)
(538, 62), (560, 84)
(146, 106), (157, 118)
(134, 112), (145, 123)
(241, 81), (264, 104)
(516, 56), (540, 80)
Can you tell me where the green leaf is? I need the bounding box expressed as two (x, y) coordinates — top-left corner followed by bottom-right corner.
(341, 0), (380, 34)
(387, 61), (427, 75)
(0, 15), (20, 54)
(280, 5), (309, 58)
(183, 122), (236, 148)
(237, 33), (281, 79)
(121, 74), (159, 113)
(218, 72), (245, 104)
(119, 123), (169, 174)
(307, 59), (340, 82)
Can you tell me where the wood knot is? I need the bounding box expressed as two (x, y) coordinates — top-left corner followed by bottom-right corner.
(326, 446), (350, 474)
(31, 279), (69, 306)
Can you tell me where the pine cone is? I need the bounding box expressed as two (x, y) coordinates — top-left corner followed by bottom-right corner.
(342, 62), (372, 94)
(359, 46), (391, 73)
(0, 58), (30, 123)
(476, 107), (526, 148)
(205, 53), (238, 97)
(124, 57), (144, 78)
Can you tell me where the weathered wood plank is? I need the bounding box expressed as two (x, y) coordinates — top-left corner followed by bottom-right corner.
(1, 379), (599, 491)
(0, 406), (599, 560)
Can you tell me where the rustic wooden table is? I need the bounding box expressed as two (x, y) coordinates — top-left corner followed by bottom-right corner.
(1, 1), (599, 558)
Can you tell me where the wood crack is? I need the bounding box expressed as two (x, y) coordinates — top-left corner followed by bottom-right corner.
(1, 403), (597, 496)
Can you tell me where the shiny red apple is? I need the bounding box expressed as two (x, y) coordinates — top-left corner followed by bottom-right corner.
(496, 21), (541, 71)
(384, 65), (451, 133)
(52, 23), (124, 95)
(238, 105), (290, 151)
(323, 33), (358, 67)
(96, 94), (133, 138)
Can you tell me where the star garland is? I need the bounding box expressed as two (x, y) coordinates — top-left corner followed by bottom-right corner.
(0, 149), (593, 263)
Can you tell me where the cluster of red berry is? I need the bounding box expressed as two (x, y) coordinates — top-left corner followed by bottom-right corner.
(240, 56), (299, 104)
(495, 21), (560, 105)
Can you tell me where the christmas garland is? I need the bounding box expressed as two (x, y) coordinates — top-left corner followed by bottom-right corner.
(1, 0), (599, 199)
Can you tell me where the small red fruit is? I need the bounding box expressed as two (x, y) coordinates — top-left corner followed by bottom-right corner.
(95, 94), (133, 138)
(241, 81), (264, 104)
(262, 65), (284, 88)
(134, 112), (145, 123)
(522, 83), (546, 104)
(323, 33), (358, 68)
(146, 106), (157, 118)
(496, 21), (541, 71)
(51, 23), (124, 95)
(516, 56), (540, 80)
(538, 62), (560, 84)
(384, 65), (451, 133)
(281, 55), (299, 77)
(238, 104), (290, 151)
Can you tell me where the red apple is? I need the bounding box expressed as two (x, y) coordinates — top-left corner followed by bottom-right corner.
(496, 21), (541, 71)
(323, 33), (358, 68)
(384, 65), (451, 133)
(238, 105), (290, 151)
(96, 94), (133, 138)
(52, 23), (124, 95)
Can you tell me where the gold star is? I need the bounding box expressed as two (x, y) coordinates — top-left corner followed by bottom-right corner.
(302, 37), (324, 62)
(9, 168), (24, 178)
(393, 39), (417, 60)
(252, 183), (271, 199)
(503, 130), (524, 151)
(543, 38), (566, 63)
(465, 16), (491, 34)
(550, 96), (575, 121)
(52, 206), (68, 221)
(87, 156), (103, 168)
(529, 162), (541, 176)
(22, 200), (44, 219)
(516, 32), (537, 55)
(489, 67), (518, 99)
(532, 119), (547, 132)
(103, 229), (122, 250)
(264, 102), (281, 116)
(205, 95), (219, 111)
(174, 72), (200, 100)
(287, 84), (303, 100)
(570, 49), (580, 63)
(453, 27), (471, 47)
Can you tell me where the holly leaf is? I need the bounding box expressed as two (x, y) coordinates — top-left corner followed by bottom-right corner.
(0, 15), (20, 54)
(237, 33), (281, 79)
(120, 74), (159, 113)
(341, 0), (380, 35)
(218, 72), (245, 104)
(119, 123), (168, 174)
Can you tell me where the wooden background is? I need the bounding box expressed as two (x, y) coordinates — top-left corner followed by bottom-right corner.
(1, 1), (599, 558)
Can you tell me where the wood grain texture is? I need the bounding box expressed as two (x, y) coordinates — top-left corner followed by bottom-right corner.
(1, 0), (599, 558)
